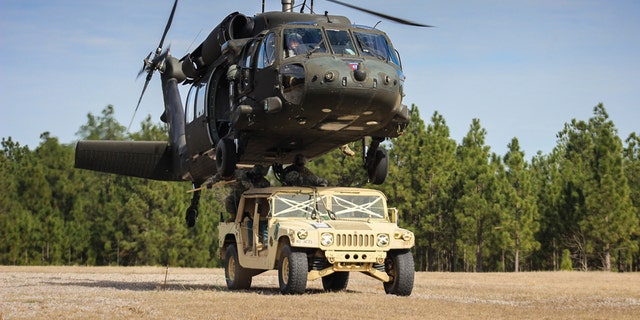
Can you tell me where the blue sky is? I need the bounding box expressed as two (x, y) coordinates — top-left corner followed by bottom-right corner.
(1, 0), (638, 158)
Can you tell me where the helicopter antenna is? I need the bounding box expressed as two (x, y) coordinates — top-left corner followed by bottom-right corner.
(184, 28), (203, 56)
(299, 0), (315, 14)
(262, 0), (265, 13)
(324, 11), (332, 23)
(373, 21), (382, 29)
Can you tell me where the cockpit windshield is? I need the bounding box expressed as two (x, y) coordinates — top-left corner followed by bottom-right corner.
(281, 27), (400, 66)
(326, 29), (356, 55)
(353, 31), (400, 66)
(283, 28), (327, 58)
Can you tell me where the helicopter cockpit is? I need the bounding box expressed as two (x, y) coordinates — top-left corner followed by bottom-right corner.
(283, 28), (327, 58)
(279, 25), (400, 66)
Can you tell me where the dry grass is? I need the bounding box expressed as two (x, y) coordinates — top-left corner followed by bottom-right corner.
(1, 266), (639, 319)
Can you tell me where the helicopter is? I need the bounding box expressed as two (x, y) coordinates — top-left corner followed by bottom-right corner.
(75, 0), (430, 226)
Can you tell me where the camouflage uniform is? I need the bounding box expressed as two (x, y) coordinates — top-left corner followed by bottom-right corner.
(282, 154), (328, 187)
(225, 165), (270, 214)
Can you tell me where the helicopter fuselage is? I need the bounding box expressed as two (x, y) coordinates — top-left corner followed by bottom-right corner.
(75, 11), (410, 187)
(180, 12), (409, 180)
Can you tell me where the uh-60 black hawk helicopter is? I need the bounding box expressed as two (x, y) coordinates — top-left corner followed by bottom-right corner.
(75, 0), (430, 225)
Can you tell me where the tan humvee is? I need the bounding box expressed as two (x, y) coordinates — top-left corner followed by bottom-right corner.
(218, 186), (415, 295)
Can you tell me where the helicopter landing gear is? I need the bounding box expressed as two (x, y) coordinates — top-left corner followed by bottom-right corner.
(186, 185), (201, 228)
(216, 138), (237, 177)
(365, 137), (389, 185)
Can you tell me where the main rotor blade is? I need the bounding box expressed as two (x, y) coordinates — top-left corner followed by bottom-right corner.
(327, 0), (433, 27)
(158, 0), (178, 50)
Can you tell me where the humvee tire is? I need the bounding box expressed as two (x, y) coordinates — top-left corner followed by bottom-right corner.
(225, 244), (252, 290)
(278, 244), (308, 294)
(383, 249), (414, 296)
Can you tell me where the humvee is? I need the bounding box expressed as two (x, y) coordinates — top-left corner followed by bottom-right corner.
(217, 186), (415, 295)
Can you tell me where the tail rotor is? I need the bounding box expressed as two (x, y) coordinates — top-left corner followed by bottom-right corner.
(129, 0), (179, 131)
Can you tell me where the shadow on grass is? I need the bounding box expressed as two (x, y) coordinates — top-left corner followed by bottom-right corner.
(45, 280), (338, 295)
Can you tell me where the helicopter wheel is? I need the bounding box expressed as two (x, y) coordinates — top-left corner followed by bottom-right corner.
(216, 138), (237, 177)
(367, 147), (388, 185)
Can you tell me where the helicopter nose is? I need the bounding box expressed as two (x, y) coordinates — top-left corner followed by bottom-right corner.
(299, 57), (403, 131)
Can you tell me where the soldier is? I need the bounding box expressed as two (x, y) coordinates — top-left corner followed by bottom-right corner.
(280, 154), (328, 187)
(285, 32), (305, 57)
(224, 164), (270, 214)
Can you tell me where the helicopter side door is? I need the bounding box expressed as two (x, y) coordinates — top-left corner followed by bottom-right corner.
(185, 82), (214, 154)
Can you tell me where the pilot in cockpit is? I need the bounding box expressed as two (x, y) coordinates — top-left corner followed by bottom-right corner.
(286, 33), (306, 57)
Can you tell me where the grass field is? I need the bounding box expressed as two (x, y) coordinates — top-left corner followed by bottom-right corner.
(1, 266), (639, 319)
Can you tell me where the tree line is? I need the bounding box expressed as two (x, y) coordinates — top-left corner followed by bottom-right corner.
(1, 103), (638, 272)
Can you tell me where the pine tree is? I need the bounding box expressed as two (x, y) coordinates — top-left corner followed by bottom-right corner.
(530, 151), (564, 270)
(581, 105), (637, 271)
(623, 133), (640, 271)
(419, 111), (457, 271)
(555, 104), (637, 271)
(454, 119), (499, 272)
(76, 105), (126, 140)
(502, 138), (540, 272)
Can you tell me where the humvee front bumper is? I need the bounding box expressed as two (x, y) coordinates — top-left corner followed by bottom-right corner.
(307, 250), (390, 282)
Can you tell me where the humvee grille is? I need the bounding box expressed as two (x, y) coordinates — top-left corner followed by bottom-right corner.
(335, 233), (375, 247)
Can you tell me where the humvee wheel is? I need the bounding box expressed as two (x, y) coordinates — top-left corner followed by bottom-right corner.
(278, 244), (308, 294)
(322, 272), (349, 292)
(383, 250), (415, 296)
(225, 244), (252, 290)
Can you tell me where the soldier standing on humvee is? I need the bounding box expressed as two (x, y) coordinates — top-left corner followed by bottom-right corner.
(224, 164), (270, 214)
(275, 154), (328, 187)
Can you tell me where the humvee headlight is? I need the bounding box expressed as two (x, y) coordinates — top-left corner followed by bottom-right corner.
(401, 231), (413, 241)
(377, 234), (390, 247)
(321, 233), (334, 246)
(297, 229), (308, 240)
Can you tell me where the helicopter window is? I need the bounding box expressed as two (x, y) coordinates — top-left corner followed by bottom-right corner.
(195, 82), (206, 118)
(238, 40), (257, 93)
(353, 31), (400, 66)
(257, 33), (276, 69)
(185, 85), (196, 123)
(283, 28), (327, 58)
(242, 41), (256, 69)
(326, 29), (356, 55)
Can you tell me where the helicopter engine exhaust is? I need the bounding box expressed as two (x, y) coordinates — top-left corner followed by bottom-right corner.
(182, 12), (254, 79)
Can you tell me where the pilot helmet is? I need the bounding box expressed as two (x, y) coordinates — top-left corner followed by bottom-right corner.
(287, 32), (303, 44)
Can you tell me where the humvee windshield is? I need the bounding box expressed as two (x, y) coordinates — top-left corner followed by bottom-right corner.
(272, 192), (385, 220)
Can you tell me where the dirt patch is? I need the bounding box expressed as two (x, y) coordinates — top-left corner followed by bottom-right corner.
(1, 266), (639, 319)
